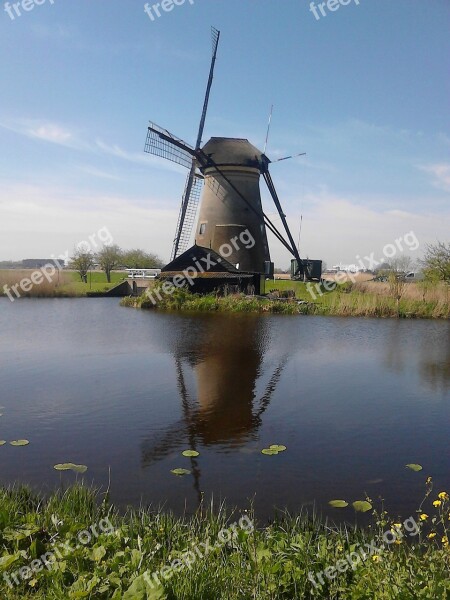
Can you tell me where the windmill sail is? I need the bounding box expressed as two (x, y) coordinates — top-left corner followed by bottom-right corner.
(171, 27), (221, 260)
(173, 172), (204, 256)
(144, 123), (195, 169)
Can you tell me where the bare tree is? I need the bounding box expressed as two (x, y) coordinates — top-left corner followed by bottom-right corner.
(388, 256), (412, 316)
(70, 248), (94, 283)
(97, 244), (123, 283)
(420, 241), (450, 283)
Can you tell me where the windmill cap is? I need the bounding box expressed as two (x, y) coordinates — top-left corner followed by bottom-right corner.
(201, 137), (268, 170)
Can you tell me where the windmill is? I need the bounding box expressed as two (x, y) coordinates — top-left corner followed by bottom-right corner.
(144, 27), (311, 280)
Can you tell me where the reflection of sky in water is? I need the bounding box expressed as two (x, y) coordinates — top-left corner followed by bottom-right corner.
(0, 298), (448, 520)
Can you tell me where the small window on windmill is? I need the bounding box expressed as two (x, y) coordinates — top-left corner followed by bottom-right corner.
(199, 223), (206, 235)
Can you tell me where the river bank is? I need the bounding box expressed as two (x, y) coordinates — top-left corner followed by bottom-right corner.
(0, 483), (448, 599)
(121, 280), (450, 319)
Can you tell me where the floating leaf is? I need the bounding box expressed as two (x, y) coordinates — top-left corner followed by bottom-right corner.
(54, 463), (88, 473)
(329, 500), (349, 508)
(406, 463), (423, 472)
(261, 448), (279, 456)
(10, 440), (29, 446)
(270, 445), (287, 452)
(182, 450), (199, 458)
(170, 468), (191, 476)
(0, 441), (6, 446)
(353, 501), (372, 513)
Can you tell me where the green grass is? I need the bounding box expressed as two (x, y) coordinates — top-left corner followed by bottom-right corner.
(0, 483), (448, 599)
(121, 281), (449, 319)
(0, 270), (126, 298)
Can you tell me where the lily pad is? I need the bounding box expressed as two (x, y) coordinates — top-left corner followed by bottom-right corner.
(10, 440), (29, 446)
(329, 500), (349, 508)
(182, 450), (200, 458)
(170, 468), (191, 476)
(261, 448), (279, 456)
(270, 445), (287, 452)
(54, 463), (88, 473)
(406, 463), (423, 472)
(352, 500), (372, 513)
(0, 441), (6, 446)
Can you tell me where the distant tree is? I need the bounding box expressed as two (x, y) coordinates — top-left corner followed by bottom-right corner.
(122, 249), (164, 269)
(387, 257), (413, 315)
(97, 244), (123, 283)
(70, 248), (94, 283)
(420, 241), (450, 283)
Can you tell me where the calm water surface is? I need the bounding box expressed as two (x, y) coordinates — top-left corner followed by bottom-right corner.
(0, 298), (449, 520)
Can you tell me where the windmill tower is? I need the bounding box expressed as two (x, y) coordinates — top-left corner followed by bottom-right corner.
(144, 27), (315, 285)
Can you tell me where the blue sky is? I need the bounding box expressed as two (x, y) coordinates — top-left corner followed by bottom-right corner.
(0, 0), (448, 267)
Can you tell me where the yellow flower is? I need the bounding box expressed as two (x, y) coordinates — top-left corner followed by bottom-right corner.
(393, 523), (402, 529)
(438, 492), (449, 501)
(394, 539), (402, 545)
(442, 536), (449, 545)
(337, 545), (343, 552)
(433, 500), (442, 508)
(428, 532), (436, 539)
(372, 555), (381, 562)
(419, 513), (428, 521)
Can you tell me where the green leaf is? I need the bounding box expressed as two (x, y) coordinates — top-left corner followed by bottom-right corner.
(10, 440), (29, 446)
(182, 450), (199, 458)
(91, 545), (106, 563)
(269, 445), (287, 452)
(123, 574), (166, 600)
(0, 553), (21, 571)
(54, 463), (88, 473)
(170, 468), (191, 476)
(352, 501), (372, 513)
(0, 441), (6, 446)
(406, 463), (423, 472)
(261, 448), (279, 455)
(329, 500), (349, 508)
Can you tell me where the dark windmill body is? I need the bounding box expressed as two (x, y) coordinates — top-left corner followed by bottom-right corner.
(144, 28), (321, 294)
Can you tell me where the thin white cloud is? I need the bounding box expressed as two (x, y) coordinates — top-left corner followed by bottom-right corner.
(0, 117), (88, 150)
(419, 163), (450, 192)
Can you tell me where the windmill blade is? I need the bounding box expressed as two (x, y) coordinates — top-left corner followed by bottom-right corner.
(145, 122), (195, 169)
(172, 169), (204, 259)
(263, 169), (305, 277)
(273, 152), (306, 163)
(171, 27), (221, 259)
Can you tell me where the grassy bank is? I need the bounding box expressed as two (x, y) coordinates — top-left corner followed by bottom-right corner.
(121, 280), (449, 319)
(0, 483), (448, 599)
(0, 270), (125, 299)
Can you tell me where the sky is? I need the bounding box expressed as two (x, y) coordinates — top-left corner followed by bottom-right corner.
(0, 0), (449, 268)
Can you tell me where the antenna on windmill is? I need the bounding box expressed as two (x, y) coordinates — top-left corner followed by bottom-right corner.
(263, 104), (273, 155)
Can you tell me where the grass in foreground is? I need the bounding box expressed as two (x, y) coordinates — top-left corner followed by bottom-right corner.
(0, 482), (448, 599)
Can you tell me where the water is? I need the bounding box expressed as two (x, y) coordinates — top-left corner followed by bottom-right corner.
(0, 298), (448, 520)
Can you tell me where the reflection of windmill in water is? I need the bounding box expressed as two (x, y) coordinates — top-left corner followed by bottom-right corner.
(141, 316), (288, 500)
(144, 27), (322, 288)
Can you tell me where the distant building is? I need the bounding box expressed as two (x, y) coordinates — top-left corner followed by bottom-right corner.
(22, 259), (64, 270)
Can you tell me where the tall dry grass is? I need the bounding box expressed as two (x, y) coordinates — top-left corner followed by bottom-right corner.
(0, 269), (75, 298)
